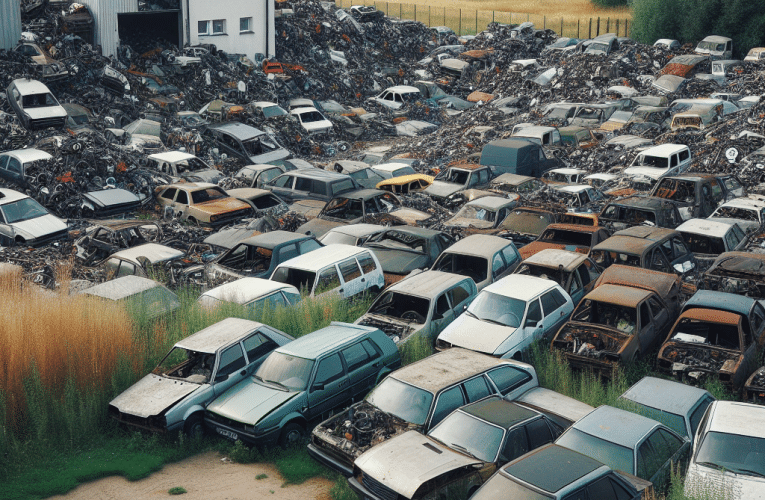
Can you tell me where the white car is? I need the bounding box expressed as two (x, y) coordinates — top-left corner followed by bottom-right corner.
(435, 274), (574, 359)
(623, 143), (692, 180)
(197, 278), (301, 311)
(684, 401), (765, 500)
(708, 195), (765, 233)
(6, 78), (67, 130)
(290, 106), (333, 135)
(369, 85), (421, 110)
(0, 188), (68, 247)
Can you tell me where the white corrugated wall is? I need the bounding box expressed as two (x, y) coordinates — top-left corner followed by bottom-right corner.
(0, 0), (22, 51)
(78, 0), (139, 57)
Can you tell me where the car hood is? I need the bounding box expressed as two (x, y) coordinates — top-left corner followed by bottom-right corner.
(685, 463), (765, 500)
(438, 314), (517, 355)
(445, 216), (494, 229)
(424, 181), (462, 198)
(301, 119), (333, 132)
(109, 374), (201, 418)
(13, 214), (68, 238)
(25, 106), (67, 120)
(82, 188), (141, 208)
(369, 248), (428, 274)
(251, 148), (290, 165)
(519, 241), (587, 260)
(355, 430), (482, 498)
(296, 218), (344, 238)
(183, 169), (224, 184)
(391, 207), (431, 224)
(193, 198), (251, 215)
(207, 380), (299, 426)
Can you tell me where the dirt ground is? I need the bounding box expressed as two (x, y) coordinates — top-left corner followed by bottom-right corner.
(48, 452), (334, 500)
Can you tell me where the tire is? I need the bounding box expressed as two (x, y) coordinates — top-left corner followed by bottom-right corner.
(184, 414), (205, 438)
(278, 422), (305, 448)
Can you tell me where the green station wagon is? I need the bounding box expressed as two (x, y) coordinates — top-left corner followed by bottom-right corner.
(204, 322), (400, 447)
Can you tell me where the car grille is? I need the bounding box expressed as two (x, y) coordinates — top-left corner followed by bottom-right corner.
(30, 117), (66, 130)
(362, 474), (399, 500)
(30, 229), (68, 247)
(205, 411), (243, 430)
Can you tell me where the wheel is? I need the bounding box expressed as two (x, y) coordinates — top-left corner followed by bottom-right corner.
(401, 310), (426, 323)
(184, 414), (205, 438)
(278, 423), (305, 448)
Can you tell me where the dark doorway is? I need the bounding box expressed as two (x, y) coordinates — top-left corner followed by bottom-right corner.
(118, 12), (181, 49)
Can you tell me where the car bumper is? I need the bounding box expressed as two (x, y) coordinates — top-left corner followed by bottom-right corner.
(203, 416), (280, 446)
(348, 476), (391, 500)
(307, 443), (354, 477)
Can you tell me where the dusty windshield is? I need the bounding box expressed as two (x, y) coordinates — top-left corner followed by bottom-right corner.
(22, 93), (58, 108)
(366, 377), (433, 425)
(454, 205), (496, 222)
(437, 169), (470, 185)
(501, 211), (554, 235)
(298, 111), (325, 123)
(218, 243), (272, 272)
(368, 291), (430, 322)
(540, 228), (592, 247)
(429, 410), (504, 462)
(1, 198), (49, 223)
(695, 431), (765, 477)
(467, 291), (525, 328)
(254, 352), (314, 391)
(191, 187), (228, 204)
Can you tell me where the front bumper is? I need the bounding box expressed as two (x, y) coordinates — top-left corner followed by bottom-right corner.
(307, 442), (354, 477)
(203, 414), (280, 446)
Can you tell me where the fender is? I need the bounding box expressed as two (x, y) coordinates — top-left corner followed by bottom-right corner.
(277, 411), (307, 430)
(374, 367), (392, 385)
(182, 404), (205, 422)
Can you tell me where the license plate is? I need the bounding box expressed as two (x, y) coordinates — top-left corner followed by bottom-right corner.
(216, 427), (238, 441)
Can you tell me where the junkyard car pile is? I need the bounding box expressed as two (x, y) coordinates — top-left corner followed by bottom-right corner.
(5, 0), (765, 498)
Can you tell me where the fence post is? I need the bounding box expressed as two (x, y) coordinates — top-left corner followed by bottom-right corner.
(577, 19), (580, 38)
(560, 18), (563, 36)
(596, 17), (600, 36)
(386, 2), (388, 16)
(616, 19), (619, 36)
(588, 18), (591, 38)
(606, 17), (609, 33)
(527, 13), (529, 21)
(492, 10), (494, 24)
(625, 19), (628, 37)
(428, 6), (430, 26)
(459, 9), (462, 35)
(543, 16), (545, 29)
(475, 10), (478, 34)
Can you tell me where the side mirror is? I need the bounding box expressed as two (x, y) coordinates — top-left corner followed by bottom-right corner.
(215, 373), (230, 383)
(312, 382), (325, 391)
(432, 312), (445, 321)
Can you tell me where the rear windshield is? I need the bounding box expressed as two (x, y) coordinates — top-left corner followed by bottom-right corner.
(191, 187), (228, 204)
(271, 267), (316, 293)
(556, 428), (633, 475)
(539, 228), (592, 247)
(680, 232), (725, 255)
(366, 377), (434, 426)
(368, 291), (430, 323)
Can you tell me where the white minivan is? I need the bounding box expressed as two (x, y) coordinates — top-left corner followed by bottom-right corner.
(270, 244), (384, 299)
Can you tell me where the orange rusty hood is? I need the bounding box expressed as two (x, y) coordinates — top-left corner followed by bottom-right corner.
(193, 198), (250, 215)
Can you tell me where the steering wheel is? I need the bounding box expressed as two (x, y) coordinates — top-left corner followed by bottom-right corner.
(401, 311), (426, 323)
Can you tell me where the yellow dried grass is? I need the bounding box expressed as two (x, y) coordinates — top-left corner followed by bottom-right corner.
(374, 0), (631, 20)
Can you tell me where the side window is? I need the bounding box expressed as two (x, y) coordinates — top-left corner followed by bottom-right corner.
(586, 476), (620, 500)
(116, 261), (136, 278)
(242, 332), (277, 362)
(160, 187), (177, 201)
(364, 198), (379, 214)
(431, 386), (465, 427)
(448, 284), (471, 308)
(525, 298), (542, 325)
(311, 180), (328, 197)
(217, 344), (246, 378)
(358, 253), (377, 274)
(501, 245), (520, 267)
(570, 270), (583, 296)
(710, 180), (723, 203)
(647, 297), (665, 317)
(690, 397), (714, 436)
(341, 343), (371, 372)
(501, 427), (530, 462)
(751, 303), (765, 336)
(660, 239), (674, 260)
(670, 155), (678, 168)
(0, 156), (8, 170)
(672, 237), (689, 257)
(609, 476), (636, 500)
(640, 302), (651, 329)
(679, 149), (690, 162)
(463, 375), (491, 402)
(263, 291), (287, 309)
(313, 353), (345, 387)
(277, 243), (298, 263)
(7, 158), (22, 174)
(298, 239), (321, 254)
(526, 418), (554, 449)
(435, 294), (450, 317)
(492, 253), (506, 277)
(540, 291), (561, 316)
(361, 339), (381, 360)
(175, 190), (188, 205)
(294, 177), (311, 192)
(315, 266), (341, 294)
(338, 258), (362, 283)
(724, 230), (740, 251)
(487, 366), (532, 396)
(273, 175), (292, 188)
(650, 248), (671, 273)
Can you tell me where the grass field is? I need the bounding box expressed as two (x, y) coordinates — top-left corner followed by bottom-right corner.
(335, 0), (632, 37)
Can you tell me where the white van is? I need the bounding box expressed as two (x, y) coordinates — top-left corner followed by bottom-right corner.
(623, 144), (691, 180)
(270, 244), (384, 299)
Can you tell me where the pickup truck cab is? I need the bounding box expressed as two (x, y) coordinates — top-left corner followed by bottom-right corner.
(695, 35), (733, 60)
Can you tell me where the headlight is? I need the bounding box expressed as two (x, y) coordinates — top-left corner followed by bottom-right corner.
(435, 339), (451, 350)
(210, 214), (219, 222)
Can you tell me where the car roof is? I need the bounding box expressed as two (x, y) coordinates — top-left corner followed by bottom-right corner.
(606, 196), (673, 210)
(277, 244), (369, 271)
(208, 121), (265, 139)
(484, 274), (558, 301)
(2, 148), (52, 163)
(523, 249), (588, 272)
(462, 396), (539, 430)
(389, 270), (471, 297)
(288, 169), (350, 180)
(277, 322), (377, 358)
(324, 223), (385, 237)
(621, 377), (712, 417)
(585, 283), (652, 307)
(516, 387), (595, 423)
(80, 275), (173, 300)
(385, 85), (420, 93)
(165, 182), (217, 191)
(110, 243), (184, 263)
(200, 277), (297, 305)
(491, 173), (536, 185)
(571, 405), (661, 448)
(176, 317), (267, 353)
(676, 218), (736, 237)
(684, 290), (755, 316)
(443, 234), (512, 257)
(10, 78), (52, 95)
(553, 184), (590, 194)
(548, 168), (586, 175)
(237, 230), (311, 249)
(0, 188), (31, 204)
(719, 197), (765, 209)
(336, 188), (385, 200)
(371, 162), (412, 172)
(616, 225), (676, 241)
(701, 35), (731, 43)
(515, 125), (557, 136)
(486, 138), (539, 150)
(707, 401), (765, 438)
(502, 444), (605, 494)
(148, 151), (196, 162)
(391, 348), (514, 393)
(639, 144), (688, 156)
(465, 196), (517, 210)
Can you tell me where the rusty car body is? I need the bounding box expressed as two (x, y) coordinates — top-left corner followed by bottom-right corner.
(513, 248), (602, 305)
(155, 183), (253, 227)
(590, 226), (696, 276)
(519, 223), (611, 260)
(362, 227), (454, 284)
(702, 252), (765, 299)
(493, 205), (561, 247)
(599, 196), (684, 230)
(74, 219), (162, 266)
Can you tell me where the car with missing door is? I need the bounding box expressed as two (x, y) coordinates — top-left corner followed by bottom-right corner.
(432, 234), (521, 291)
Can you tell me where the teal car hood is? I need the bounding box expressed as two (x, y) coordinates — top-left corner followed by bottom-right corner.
(207, 380), (300, 426)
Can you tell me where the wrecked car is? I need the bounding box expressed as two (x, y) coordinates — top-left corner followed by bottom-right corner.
(695, 35), (733, 60)
(657, 290), (765, 390)
(708, 195), (765, 233)
(224, 188), (288, 216)
(155, 183), (253, 227)
(362, 227), (453, 284)
(103, 243), (185, 281)
(369, 162), (417, 180)
(331, 161), (385, 189)
(266, 169), (361, 204)
(74, 220), (161, 265)
(6, 78), (67, 130)
(204, 322), (399, 446)
(318, 224), (385, 247)
(443, 195), (520, 232)
(436, 274), (573, 359)
(702, 251), (765, 299)
(80, 275), (180, 320)
(109, 317), (293, 435)
(551, 264), (681, 376)
(676, 219), (748, 268)
(0, 188), (68, 247)
(479, 138), (562, 178)
(623, 144), (692, 181)
(204, 122), (291, 166)
(651, 173), (743, 221)
(488, 173), (547, 196)
(599, 196), (683, 230)
(349, 396), (573, 500)
(558, 126), (599, 149)
(432, 234), (520, 291)
(146, 151), (224, 184)
(356, 270), (476, 344)
(308, 348), (538, 476)
(591, 226), (696, 275)
(205, 231), (322, 284)
(542, 168), (586, 185)
(0, 148), (52, 188)
(744, 366), (765, 404)
(13, 42), (69, 81)
(197, 278), (301, 311)
(519, 223), (611, 260)
(514, 249), (602, 306)
(271, 244), (385, 299)
(375, 174), (434, 195)
(495, 206), (561, 247)
(424, 163), (493, 205)
(234, 164), (287, 189)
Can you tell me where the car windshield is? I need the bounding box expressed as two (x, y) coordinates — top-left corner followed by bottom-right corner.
(454, 205), (496, 222)
(587, 42), (610, 53)
(154, 347), (215, 383)
(368, 291), (430, 322)
(191, 187), (228, 204)
(1, 197), (49, 223)
(635, 155), (669, 169)
(695, 431), (765, 477)
(711, 206), (759, 221)
(68, 112), (89, 125)
(429, 410), (504, 462)
(242, 136), (280, 156)
(539, 228), (592, 247)
(556, 428), (634, 474)
(254, 351), (314, 391)
(434, 253), (488, 284)
(680, 232), (726, 255)
(366, 230), (426, 254)
(654, 178), (696, 202)
(181, 113), (205, 126)
(545, 107), (572, 119)
(514, 264), (564, 288)
(298, 111), (325, 123)
(501, 211), (554, 236)
(366, 377), (434, 425)
(697, 41), (725, 51)
(22, 93), (58, 108)
(671, 318), (741, 350)
(322, 198), (364, 220)
(437, 169), (470, 185)
(573, 300), (638, 334)
(261, 105), (287, 118)
(468, 291), (525, 328)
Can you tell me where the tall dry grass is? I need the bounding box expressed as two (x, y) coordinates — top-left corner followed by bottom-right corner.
(384, 0), (631, 18)
(0, 269), (137, 439)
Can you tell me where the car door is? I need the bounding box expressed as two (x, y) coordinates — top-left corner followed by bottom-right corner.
(429, 292), (454, 339)
(521, 298), (544, 349)
(341, 339), (382, 401)
(447, 281), (474, 318)
(211, 343), (248, 396)
(313, 265), (342, 297)
(539, 288), (571, 340)
(268, 174), (295, 202)
(637, 428), (687, 488)
(337, 257), (364, 297)
(0, 156), (23, 184)
(428, 385), (466, 429)
(306, 352), (349, 421)
(636, 300), (656, 355)
(646, 296), (669, 343)
(173, 188), (191, 216)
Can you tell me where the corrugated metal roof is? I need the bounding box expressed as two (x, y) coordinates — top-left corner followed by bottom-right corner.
(0, 0), (21, 51)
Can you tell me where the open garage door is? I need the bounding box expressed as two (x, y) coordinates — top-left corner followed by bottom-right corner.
(118, 11), (181, 49)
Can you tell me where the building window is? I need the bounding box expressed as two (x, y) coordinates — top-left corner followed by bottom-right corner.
(198, 20), (209, 35)
(212, 19), (226, 34)
(240, 17), (252, 33)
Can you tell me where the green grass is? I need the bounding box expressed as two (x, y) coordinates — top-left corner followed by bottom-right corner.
(168, 486), (187, 495)
(255, 473), (268, 480)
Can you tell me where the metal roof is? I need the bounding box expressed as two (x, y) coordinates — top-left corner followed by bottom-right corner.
(175, 317), (266, 353)
(484, 274), (558, 301)
(676, 218), (736, 238)
(277, 322), (377, 358)
(523, 249), (588, 272)
(238, 230), (311, 249)
(443, 234), (513, 257)
(1, 148), (52, 163)
(322, 223), (385, 237)
(371, 162), (413, 173)
(462, 396), (538, 430)
(465, 196), (518, 210)
(684, 290), (755, 317)
(110, 243), (184, 264)
(392, 348), (512, 393)
(80, 275), (172, 300)
(490, 173), (536, 186)
(569, 405), (660, 449)
(199, 278), (297, 305)
(707, 401), (765, 439)
(147, 151), (196, 163)
(275, 244), (369, 271)
(516, 387), (595, 423)
(11, 78), (52, 95)
(620, 377), (712, 418)
(289, 169), (349, 180)
(337, 188), (385, 200)
(585, 283), (652, 308)
(502, 444), (605, 493)
(385, 85), (421, 93)
(639, 144), (688, 157)
(389, 270), (470, 297)
(208, 121), (265, 140)
(547, 168), (586, 176)
(615, 225), (677, 241)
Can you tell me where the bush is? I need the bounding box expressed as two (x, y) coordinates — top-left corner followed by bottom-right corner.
(590, 0), (629, 7)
